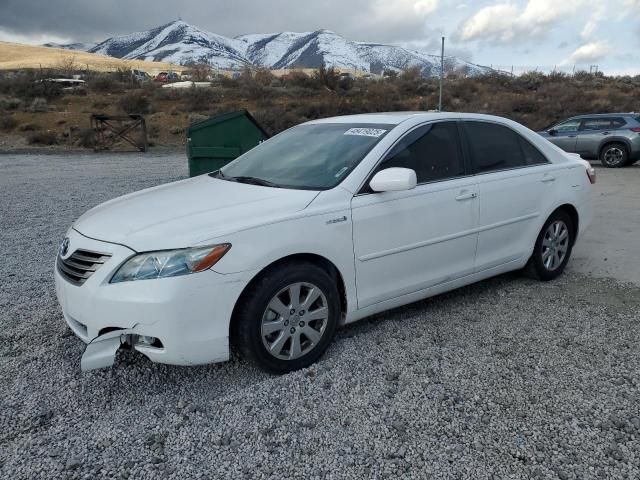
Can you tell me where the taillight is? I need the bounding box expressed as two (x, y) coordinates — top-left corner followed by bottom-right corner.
(586, 166), (596, 184)
(631, 128), (640, 133)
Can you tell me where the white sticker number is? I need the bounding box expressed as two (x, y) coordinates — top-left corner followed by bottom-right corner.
(344, 128), (387, 138)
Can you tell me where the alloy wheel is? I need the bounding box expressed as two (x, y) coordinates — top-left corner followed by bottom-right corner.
(604, 147), (624, 166)
(541, 220), (569, 271)
(261, 282), (329, 360)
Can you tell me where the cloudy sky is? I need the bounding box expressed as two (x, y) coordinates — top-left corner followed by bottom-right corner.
(1, 0), (639, 74)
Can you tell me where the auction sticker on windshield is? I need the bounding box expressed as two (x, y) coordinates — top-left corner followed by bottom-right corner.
(344, 128), (387, 137)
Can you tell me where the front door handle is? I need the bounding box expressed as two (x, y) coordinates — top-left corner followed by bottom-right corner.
(455, 191), (478, 201)
(541, 175), (556, 183)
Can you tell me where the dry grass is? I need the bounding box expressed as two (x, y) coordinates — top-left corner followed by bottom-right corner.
(0, 42), (184, 75)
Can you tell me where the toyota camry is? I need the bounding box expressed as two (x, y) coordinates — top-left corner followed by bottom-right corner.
(54, 112), (595, 373)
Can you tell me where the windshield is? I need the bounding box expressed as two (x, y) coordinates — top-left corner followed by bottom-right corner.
(218, 123), (393, 190)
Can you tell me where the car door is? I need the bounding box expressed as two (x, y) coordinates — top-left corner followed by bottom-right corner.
(462, 120), (559, 272)
(575, 118), (612, 157)
(548, 119), (581, 152)
(351, 121), (478, 309)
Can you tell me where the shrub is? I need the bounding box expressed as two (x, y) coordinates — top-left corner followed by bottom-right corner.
(0, 97), (23, 111)
(147, 124), (160, 138)
(75, 128), (95, 148)
(27, 130), (58, 145)
(282, 71), (320, 90)
(91, 100), (110, 110)
(315, 66), (340, 90)
(16, 77), (62, 100)
(254, 69), (276, 86)
(89, 75), (125, 93)
(28, 98), (49, 113)
(118, 93), (151, 114)
(0, 115), (18, 131)
(181, 87), (219, 112)
(18, 123), (40, 132)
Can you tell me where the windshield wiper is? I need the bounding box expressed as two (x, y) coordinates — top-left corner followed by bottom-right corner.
(210, 170), (281, 188)
(225, 176), (281, 188)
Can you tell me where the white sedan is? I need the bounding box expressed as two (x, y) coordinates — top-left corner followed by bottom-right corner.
(54, 112), (595, 373)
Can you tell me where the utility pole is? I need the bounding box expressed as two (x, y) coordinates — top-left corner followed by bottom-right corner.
(439, 36), (445, 112)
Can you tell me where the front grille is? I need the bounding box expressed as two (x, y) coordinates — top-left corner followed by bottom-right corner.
(57, 249), (112, 286)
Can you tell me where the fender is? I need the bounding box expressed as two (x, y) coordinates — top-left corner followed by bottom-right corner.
(597, 135), (632, 156)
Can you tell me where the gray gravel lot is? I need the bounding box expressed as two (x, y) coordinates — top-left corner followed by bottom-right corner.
(1, 153), (639, 480)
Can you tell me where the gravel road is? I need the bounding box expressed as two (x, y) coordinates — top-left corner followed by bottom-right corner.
(1, 153), (639, 480)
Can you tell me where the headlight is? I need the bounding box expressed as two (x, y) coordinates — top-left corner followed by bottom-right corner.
(110, 244), (231, 283)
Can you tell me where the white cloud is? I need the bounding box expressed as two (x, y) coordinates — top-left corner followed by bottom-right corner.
(562, 40), (613, 64)
(581, 4), (607, 39)
(460, 4), (520, 42)
(372, 0), (439, 23)
(0, 27), (70, 45)
(458, 0), (587, 43)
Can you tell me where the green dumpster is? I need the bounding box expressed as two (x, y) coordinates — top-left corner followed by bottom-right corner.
(186, 110), (270, 177)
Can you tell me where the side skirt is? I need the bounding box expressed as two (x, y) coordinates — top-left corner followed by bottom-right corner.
(344, 257), (526, 324)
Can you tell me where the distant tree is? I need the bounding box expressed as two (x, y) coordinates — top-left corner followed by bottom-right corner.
(56, 56), (77, 78)
(185, 62), (212, 82)
(315, 65), (339, 90)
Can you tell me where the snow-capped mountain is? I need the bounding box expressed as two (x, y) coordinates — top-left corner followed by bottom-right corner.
(84, 20), (490, 77)
(90, 21), (248, 68)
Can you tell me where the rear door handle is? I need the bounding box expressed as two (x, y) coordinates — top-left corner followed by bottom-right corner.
(541, 175), (556, 183)
(455, 191), (478, 201)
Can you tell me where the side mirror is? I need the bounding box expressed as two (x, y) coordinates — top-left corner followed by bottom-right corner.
(548, 129), (558, 136)
(369, 167), (417, 193)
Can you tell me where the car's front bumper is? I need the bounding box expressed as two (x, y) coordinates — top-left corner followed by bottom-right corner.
(54, 228), (251, 369)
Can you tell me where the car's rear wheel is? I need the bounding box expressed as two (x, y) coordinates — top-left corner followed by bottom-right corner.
(600, 143), (628, 168)
(233, 262), (340, 373)
(524, 211), (574, 281)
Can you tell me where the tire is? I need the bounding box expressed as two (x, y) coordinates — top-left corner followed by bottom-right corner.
(233, 261), (340, 373)
(600, 142), (628, 168)
(524, 210), (574, 281)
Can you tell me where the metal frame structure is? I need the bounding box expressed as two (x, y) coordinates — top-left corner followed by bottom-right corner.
(90, 114), (148, 152)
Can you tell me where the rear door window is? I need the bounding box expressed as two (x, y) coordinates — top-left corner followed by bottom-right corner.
(581, 118), (612, 131)
(463, 121), (527, 173)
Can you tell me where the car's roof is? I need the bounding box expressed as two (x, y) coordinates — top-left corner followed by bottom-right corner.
(307, 112), (513, 126)
(570, 113), (638, 119)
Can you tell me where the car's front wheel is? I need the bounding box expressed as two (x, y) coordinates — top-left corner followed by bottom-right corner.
(600, 143), (628, 168)
(233, 262), (340, 373)
(524, 210), (575, 281)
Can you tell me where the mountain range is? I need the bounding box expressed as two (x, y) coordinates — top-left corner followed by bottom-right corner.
(51, 20), (491, 77)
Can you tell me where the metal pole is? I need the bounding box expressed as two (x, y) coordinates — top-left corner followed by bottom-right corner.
(439, 36), (445, 112)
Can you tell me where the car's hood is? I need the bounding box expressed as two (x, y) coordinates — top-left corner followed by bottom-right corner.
(73, 175), (320, 252)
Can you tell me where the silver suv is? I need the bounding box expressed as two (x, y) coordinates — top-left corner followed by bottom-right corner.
(539, 113), (640, 168)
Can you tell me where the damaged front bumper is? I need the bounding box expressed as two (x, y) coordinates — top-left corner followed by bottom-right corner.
(54, 229), (251, 371)
(80, 331), (164, 371)
(81, 331), (123, 371)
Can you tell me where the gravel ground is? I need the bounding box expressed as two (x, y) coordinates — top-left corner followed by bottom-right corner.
(1, 153), (639, 480)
